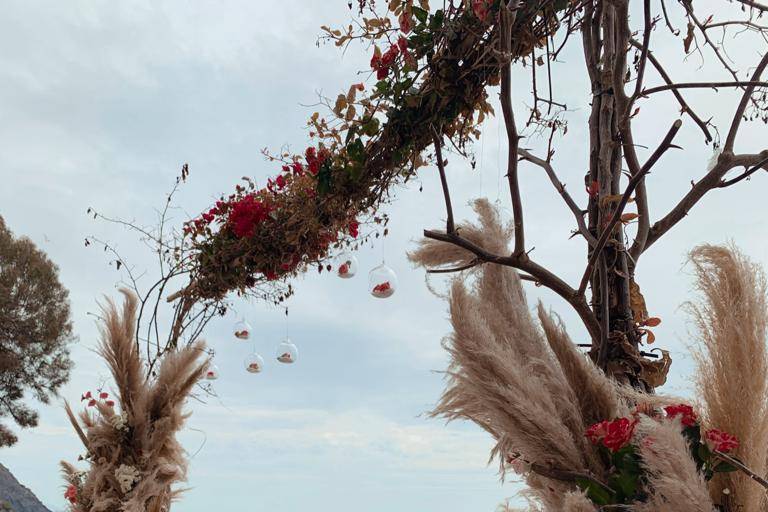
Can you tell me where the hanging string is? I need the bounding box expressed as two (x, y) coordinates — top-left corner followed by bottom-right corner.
(479, 126), (486, 198)
(284, 306), (289, 339)
(496, 110), (504, 204)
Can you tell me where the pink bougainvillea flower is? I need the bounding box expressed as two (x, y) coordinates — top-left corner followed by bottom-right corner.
(664, 404), (698, 427)
(87, 399), (97, 407)
(105, 400), (115, 407)
(705, 429), (739, 453)
(338, 262), (350, 276)
(99, 392), (109, 399)
(81, 391), (92, 401)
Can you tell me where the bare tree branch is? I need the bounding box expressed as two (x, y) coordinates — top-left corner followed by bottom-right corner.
(432, 130), (455, 234)
(518, 149), (596, 245)
(500, 1), (525, 255)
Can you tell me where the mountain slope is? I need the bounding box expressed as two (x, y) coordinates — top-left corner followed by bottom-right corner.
(0, 464), (52, 512)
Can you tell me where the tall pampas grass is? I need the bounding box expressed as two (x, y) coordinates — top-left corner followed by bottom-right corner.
(410, 199), (617, 510)
(635, 418), (716, 512)
(410, 199), (725, 511)
(688, 244), (768, 510)
(61, 290), (209, 512)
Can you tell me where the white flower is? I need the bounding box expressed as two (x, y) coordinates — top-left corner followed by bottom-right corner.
(114, 464), (141, 493)
(110, 412), (129, 432)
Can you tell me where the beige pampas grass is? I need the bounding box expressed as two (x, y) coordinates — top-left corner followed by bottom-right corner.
(61, 290), (209, 512)
(635, 418), (716, 512)
(412, 199), (616, 510)
(688, 244), (768, 510)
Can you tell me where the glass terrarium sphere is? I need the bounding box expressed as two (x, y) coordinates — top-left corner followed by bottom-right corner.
(333, 252), (358, 279)
(204, 365), (220, 381)
(368, 263), (398, 299)
(275, 338), (298, 364)
(244, 353), (265, 374)
(233, 319), (252, 341)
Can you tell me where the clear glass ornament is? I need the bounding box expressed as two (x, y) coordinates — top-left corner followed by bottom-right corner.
(233, 318), (252, 341)
(244, 352), (265, 374)
(275, 337), (298, 364)
(368, 262), (398, 298)
(334, 252), (358, 279)
(204, 364), (220, 381)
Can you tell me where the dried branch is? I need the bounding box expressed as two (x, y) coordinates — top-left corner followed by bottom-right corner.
(725, 52), (768, 151)
(643, 150), (768, 252)
(499, 1), (524, 255)
(582, 120), (682, 294)
(432, 130), (455, 234)
(518, 149), (596, 246)
(423, 228), (600, 341)
(628, 38), (713, 142)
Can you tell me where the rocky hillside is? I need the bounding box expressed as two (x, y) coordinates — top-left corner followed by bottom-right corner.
(0, 464), (51, 512)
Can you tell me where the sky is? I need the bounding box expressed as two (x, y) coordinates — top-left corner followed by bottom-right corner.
(1, 1), (767, 511)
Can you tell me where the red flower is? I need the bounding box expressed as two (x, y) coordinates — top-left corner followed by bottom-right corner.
(105, 400), (115, 407)
(376, 67), (389, 80)
(398, 13), (412, 34)
(99, 392), (109, 399)
(472, 0), (490, 21)
(81, 391), (92, 401)
(586, 418), (636, 453)
(370, 52), (383, 71)
(705, 429), (739, 453)
(275, 174), (287, 190)
(381, 46), (399, 67)
(397, 36), (408, 53)
(664, 404), (698, 427)
(291, 162), (304, 175)
(227, 195), (273, 238)
(373, 282), (391, 293)
(348, 220), (360, 238)
(586, 420), (609, 444)
(64, 484), (77, 504)
(87, 399), (97, 407)
(338, 263), (349, 275)
(308, 159), (320, 175)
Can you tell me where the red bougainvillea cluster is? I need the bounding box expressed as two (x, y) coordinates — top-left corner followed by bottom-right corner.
(370, 36), (414, 80)
(183, 145), (362, 293)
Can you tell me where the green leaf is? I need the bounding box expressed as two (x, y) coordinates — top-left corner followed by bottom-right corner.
(576, 478), (613, 506)
(347, 138), (366, 164)
(713, 461), (738, 473)
(412, 6), (428, 24)
(429, 9), (445, 30)
(316, 160), (333, 195)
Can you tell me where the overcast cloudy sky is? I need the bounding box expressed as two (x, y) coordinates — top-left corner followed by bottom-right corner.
(1, 1), (767, 511)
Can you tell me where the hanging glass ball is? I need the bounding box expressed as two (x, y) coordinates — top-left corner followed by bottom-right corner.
(204, 364), (220, 381)
(244, 353), (265, 374)
(275, 338), (298, 364)
(368, 263), (398, 299)
(333, 252), (358, 279)
(233, 319), (252, 341)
